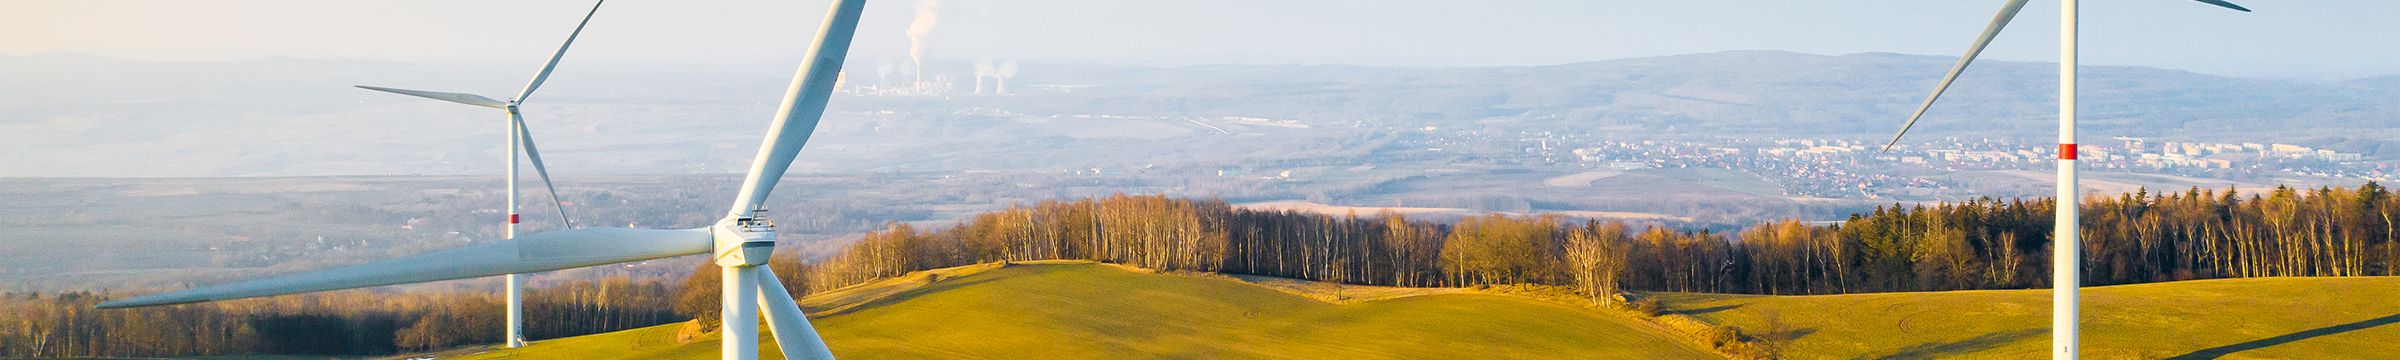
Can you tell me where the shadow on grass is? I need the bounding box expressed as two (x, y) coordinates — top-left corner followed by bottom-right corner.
(1862, 328), (2043, 360)
(812, 273), (1006, 318)
(2162, 313), (2400, 360)
(1672, 304), (1743, 316)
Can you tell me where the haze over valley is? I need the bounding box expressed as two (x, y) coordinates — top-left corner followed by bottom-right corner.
(9, 50), (2398, 178)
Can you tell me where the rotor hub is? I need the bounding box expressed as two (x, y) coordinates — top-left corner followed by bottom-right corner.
(711, 217), (776, 267)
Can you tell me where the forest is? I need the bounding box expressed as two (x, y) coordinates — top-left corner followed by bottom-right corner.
(800, 184), (2400, 300)
(6, 183), (2396, 358)
(0, 278), (686, 358)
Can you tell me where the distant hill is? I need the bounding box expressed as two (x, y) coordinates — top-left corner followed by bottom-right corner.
(6, 51), (2395, 177)
(984, 51), (2400, 138)
(428, 261), (1721, 359)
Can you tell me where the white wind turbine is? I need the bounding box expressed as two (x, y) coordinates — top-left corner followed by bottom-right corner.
(351, 0), (606, 348)
(97, 0), (871, 359)
(1880, 0), (2249, 359)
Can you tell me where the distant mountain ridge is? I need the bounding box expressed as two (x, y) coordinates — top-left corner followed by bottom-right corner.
(4, 51), (2393, 177)
(982, 50), (2400, 137)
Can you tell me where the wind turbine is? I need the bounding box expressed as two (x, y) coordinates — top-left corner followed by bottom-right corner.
(1880, 0), (2249, 359)
(96, 0), (870, 359)
(351, 0), (606, 348)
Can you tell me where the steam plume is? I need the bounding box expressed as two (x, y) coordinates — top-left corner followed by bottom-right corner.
(907, 0), (944, 84)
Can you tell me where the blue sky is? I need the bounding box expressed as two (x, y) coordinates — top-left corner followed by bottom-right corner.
(3, 0), (2393, 80)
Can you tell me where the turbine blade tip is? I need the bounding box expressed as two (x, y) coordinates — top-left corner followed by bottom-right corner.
(2196, 0), (2251, 12)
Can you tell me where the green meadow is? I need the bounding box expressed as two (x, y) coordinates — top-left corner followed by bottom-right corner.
(413, 262), (2396, 360)
(436, 261), (1716, 360)
(1652, 277), (2400, 359)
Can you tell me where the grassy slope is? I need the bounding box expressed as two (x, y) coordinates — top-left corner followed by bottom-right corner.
(437, 262), (1719, 360)
(420, 263), (2397, 360)
(1651, 277), (2400, 360)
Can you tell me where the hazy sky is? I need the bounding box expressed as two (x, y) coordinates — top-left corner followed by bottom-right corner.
(4, 0), (2394, 80)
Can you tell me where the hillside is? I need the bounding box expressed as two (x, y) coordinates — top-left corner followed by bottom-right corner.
(429, 261), (1721, 360)
(409, 262), (2400, 360)
(1653, 277), (2400, 359)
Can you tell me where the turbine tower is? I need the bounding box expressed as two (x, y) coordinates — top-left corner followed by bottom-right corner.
(1880, 1), (2248, 358)
(351, 0), (607, 348)
(97, 0), (870, 359)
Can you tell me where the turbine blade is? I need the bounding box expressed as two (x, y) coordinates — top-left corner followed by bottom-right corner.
(725, 0), (869, 219)
(96, 227), (710, 309)
(356, 85), (508, 109)
(515, 0), (607, 104)
(1883, 0), (2030, 152)
(2193, 0), (2251, 12)
(515, 115), (574, 228)
(756, 267), (836, 360)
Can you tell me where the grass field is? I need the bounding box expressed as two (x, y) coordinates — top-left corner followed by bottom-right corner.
(1640, 168), (1787, 198)
(400, 263), (2397, 360)
(1651, 277), (2400, 359)
(432, 261), (1719, 360)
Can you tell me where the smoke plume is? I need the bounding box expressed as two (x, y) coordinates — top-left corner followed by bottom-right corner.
(906, 0), (944, 75)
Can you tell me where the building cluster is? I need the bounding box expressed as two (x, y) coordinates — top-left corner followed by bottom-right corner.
(2080, 138), (2369, 170)
(1549, 135), (2390, 199)
(837, 71), (963, 96)
(1561, 138), (1956, 198)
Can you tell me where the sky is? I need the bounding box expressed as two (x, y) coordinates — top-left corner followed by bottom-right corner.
(3, 0), (2395, 81)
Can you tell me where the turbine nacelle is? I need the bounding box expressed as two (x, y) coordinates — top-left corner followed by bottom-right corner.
(712, 217), (777, 267)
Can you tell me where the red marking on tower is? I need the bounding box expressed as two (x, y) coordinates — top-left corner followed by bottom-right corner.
(2059, 144), (2077, 160)
(509, 214), (520, 224)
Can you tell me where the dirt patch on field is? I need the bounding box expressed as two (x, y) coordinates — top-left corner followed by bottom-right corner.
(1544, 171), (1625, 187)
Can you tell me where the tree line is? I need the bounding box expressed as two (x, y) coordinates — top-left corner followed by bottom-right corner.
(798, 185), (2399, 303)
(0, 277), (680, 358)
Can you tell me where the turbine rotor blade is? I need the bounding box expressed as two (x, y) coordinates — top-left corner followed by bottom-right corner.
(1883, 0), (2030, 152)
(514, 114), (574, 228)
(515, 0), (607, 104)
(2193, 0), (2251, 12)
(356, 85), (508, 109)
(756, 266), (837, 360)
(726, 0), (869, 219)
(96, 227), (710, 309)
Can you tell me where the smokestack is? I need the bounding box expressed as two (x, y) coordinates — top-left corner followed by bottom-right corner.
(906, 0), (943, 88)
(996, 60), (1017, 94)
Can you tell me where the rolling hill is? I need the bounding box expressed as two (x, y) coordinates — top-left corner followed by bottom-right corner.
(410, 261), (2399, 360)
(426, 261), (1719, 360)
(1653, 277), (2400, 359)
